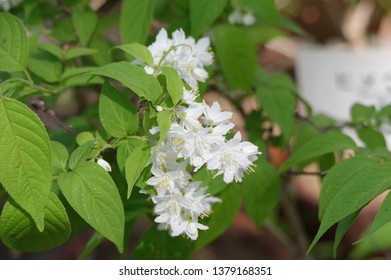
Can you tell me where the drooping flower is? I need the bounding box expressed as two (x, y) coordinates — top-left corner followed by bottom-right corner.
(97, 158), (112, 172)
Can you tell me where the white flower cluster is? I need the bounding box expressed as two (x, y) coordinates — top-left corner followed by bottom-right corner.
(145, 28), (213, 90)
(0, 0), (22, 11)
(228, 7), (256, 26)
(144, 28), (261, 240)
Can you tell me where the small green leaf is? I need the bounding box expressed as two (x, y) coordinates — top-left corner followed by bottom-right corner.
(319, 156), (378, 219)
(99, 82), (139, 138)
(243, 160), (281, 228)
(90, 62), (162, 102)
(117, 138), (146, 173)
(68, 139), (96, 170)
(237, 0), (282, 23)
(71, 9), (98, 46)
(309, 162), (391, 252)
(64, 47), (97, 60)
(213, 25), (257, 90)
(157, 110), (174, 146)
(357, 126), (386, 149)
(361, 191), (391, 240)
(125, 144), (150, 198)
(351, 103), (375, 123)
(134, 226), (194, 260)
(162, 67), (183, 105)
(36, 42), (63, 60)
(0, 193), (71, 252)
(280, 131), (357, 172)
(58, 161), (125, 252)
(190, 0), (228, 37)
(0, 12), (29, 72)
(333, 210), (360, 258)
(51, 141), (69, 175)
(120, 0), (156, 44)
(196, 183), (242, 249)
(76, 131), (95, 146)
(28, 48), (62, 83)
(0, 98), (51, 231)
(114, 43), (154, 66)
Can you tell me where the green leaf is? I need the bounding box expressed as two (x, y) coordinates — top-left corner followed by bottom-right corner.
(162, 67), (183, 105)
(134, 226), (194, 260)
(256, 81), (296, 144)
(28, 48), (62, 83)
(76, 131), (94, 146)
(125, 144), (150, 198)
(351, 103), (375, 123)
(190, 0), (228, 37)
(319, 156), (378, 219)
(361, 191), (391, 240)
(117, 138), (146, 173)
(357, 127), (386, 149)
(333, 210), (360, 258)
(280, 131), (357, 172)
(0, 193), (71, 252)
(51, 141), (68, 175)
(71, 9), (98, 46)
(0, 98), (51, 231)
(120, 0), (156, 44)
(90, 62), (162, 102)
(157, 110), (174, 146)
(113, 43), (154, 66)
(309, 162), (391, 252)
(68, 139), (96, 170)
(64, 47), (97, 60)
(213, 25), (257, 90)
(196, 183), (242, 249)
(0, 13), (29, 72)
(243, 161), (281, 228)
(350, 222), (391, 259)
(99, 82), (139, 138)
(58, 161), (125, 252)
(36, 42), (63, 60)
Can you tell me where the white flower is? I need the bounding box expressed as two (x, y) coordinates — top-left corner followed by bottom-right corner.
(206, 132), (261, 183)
(144, 28), (213, 90)
(156, 105), (163, 112)
(203, 101), (233, 126)
(242, 12), (256, 26)
(228, 7), (256, 26)
(171, 219), (208, 240)
(97, 158), (112, 172)
(182, 88), (198, 104)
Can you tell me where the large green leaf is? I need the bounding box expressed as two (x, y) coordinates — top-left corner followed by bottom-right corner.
(162, 67), (183, 105)
(99, 82), (138, 138)
(120, 0), (156, 44)
(280, 131), (357, 172)
(0, 13), (29, 72)
(134, 226), (194, 260)
(28, 48), (62, 83)
(0, 193), (71, 252)
(243, 160), (281, 228)
(357, 127), (386, 149)
(213, 25), (257, 90)
(125, 143), (150, 198)
(333, 210), (360, 257)
(319, 157), (378, 219)
(190, 0), (228, 37)
(113, 43), (154, 66)
(196, 183), (242, 249)
(90, 62), (162, 102)
(58, 161), (125, 252)
(71, 9), (98, 46)
(309, 162), (391, 252)
(0, 98), (51, 231)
